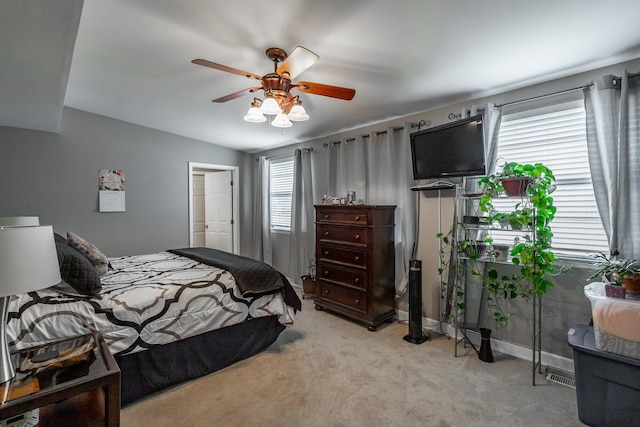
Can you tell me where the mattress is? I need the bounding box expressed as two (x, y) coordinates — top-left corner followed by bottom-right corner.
(7, 251), (296, 357)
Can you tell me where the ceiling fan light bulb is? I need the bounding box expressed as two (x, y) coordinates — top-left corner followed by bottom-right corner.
(271, 113), (293, 128)
(244, 106), (266, 123)
(260, 97), (281, 115)
(288, 104), (309, 121)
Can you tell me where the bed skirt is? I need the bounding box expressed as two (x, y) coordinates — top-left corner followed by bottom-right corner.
(117, 315), (286, 406)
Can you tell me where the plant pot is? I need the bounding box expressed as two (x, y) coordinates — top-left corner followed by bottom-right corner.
(463, 215), (479, 224)
(459, 241), (490, 259)
(301, 276), (317, 296)
(501, 177), (531, 197)
(604, 283), (627, 299)
(492, 244), (511, 262)
(623, 274), (640, 299)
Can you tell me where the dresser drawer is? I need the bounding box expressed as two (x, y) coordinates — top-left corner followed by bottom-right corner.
(317, 224), (369, 245)
(317, 281), (367, 313)
(318, 262), (367, 290)
(318, 243), (367, 268)
(316, 209), (369, 225)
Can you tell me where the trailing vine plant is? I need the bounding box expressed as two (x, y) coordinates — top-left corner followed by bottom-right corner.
(478, 161), (562, 323)
(437, 162), (566, 325)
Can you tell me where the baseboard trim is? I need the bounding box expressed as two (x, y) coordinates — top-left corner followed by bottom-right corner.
(396, 310), (574, 374)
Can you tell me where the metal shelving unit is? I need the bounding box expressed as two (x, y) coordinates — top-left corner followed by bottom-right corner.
(450, 184), (543, 385)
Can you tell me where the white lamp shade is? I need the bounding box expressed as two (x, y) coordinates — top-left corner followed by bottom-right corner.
(0, 217), (39, 227)
(0, 225), (61, 297)
(288, 104), (309, 121)
(271, 113), (293, 128)
(244, 106), (267, 123)
(260, 97), (282, 115)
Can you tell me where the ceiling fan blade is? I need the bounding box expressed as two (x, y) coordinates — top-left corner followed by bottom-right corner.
(294, 81), (356, 100)
(277, 46), (319, 80)
(192, 59), (262, 81)
(212, 87), (263, 103)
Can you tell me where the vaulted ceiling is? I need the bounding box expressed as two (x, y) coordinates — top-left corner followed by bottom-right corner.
(3, 0), (640, 153)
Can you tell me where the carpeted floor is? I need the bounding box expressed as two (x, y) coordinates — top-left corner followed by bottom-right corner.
(121, 292), (583, 426)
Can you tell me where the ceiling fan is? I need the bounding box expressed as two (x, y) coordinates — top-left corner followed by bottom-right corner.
(192, 46), (356, 127)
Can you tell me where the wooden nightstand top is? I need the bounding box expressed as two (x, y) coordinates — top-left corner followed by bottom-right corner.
(0, 332), (120, 426)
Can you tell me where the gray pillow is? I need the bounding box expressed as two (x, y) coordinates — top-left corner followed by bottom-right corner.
(67, 231), (109, 275)
(55, 242), (102, 297)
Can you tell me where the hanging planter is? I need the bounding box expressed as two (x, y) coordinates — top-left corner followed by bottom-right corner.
(501, 177), (531, 197)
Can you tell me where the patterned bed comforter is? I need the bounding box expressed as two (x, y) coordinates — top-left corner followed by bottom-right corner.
(7, 251), (297, 357)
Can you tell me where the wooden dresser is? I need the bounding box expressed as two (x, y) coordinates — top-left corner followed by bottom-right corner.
(314, 205), (396, 330)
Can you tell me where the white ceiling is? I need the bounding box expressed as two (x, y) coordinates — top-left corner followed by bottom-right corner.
(3, 0), (640, 153)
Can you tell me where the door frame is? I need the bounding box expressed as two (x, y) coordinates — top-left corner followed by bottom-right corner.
(188, 162), (239, 254)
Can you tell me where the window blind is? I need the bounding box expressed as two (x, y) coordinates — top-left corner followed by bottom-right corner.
(269, 157), (294, 231)
(492, 103), (608, 256)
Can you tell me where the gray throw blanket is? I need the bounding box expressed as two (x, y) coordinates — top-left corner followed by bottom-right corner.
(168, 247), (301, 311)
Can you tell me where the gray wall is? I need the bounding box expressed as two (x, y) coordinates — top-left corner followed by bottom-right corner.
(0, 107), (253, 257)
(256, 57), (640, 361)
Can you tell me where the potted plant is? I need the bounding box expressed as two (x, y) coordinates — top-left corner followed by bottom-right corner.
(301, 257), (317, 298)
(476, 162), (561, 323)
(438, 161), (559, 324)
(587, 252), (640, 298)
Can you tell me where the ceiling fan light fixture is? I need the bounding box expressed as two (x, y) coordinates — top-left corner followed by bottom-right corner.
(244, 106), (267, 123)
(271, 113), (293, 128)
(288, 104), (309, 121)
(243, 98), (267, 123)
(260, 95), (282, 115)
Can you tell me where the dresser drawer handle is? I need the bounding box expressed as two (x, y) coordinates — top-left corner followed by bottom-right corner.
(354, 234), (360, 240)
(324, 231), (330, 236)
(355, 299), (360, 304)
(354, 278), (360, 283)
(354, 216), (360, 221)
(324, 214), (330, 219)
(354, 256), (359, 261)
(324, 250), (329, 256)
(324, 270), (330, 276)
(325, 289), (330, 294)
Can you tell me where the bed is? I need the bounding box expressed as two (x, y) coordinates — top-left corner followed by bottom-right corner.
(7, 232), (301, 405)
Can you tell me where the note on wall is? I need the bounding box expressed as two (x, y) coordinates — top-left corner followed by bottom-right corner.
(98, 169), (126, 212)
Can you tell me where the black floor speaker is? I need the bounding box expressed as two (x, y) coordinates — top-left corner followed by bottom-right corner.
(403, 259), (430, 344)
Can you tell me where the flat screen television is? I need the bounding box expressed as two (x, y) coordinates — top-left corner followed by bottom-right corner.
(410, 115), (485, 180)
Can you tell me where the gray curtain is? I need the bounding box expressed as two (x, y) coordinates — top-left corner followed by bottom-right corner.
(330, 128), (414, 294)
(253, 156), (272, 264)
(483, 103), (503, 176)
(335, 138), (367, 203)
(464, 103), (502, 193)
(584, 72), (640, 259)
(289, 149), (315, 279)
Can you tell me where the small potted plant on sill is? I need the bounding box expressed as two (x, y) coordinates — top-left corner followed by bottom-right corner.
(301, 257), (317, 299)
(587, 252), (640, 299)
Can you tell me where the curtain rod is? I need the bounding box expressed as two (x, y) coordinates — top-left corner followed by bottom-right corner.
(256, 147), (313, 161)
(322, 126), (406, 147)
(495, 84), (592, 108)
(495, 72), (639, 108)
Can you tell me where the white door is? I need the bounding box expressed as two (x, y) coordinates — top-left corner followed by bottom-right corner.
(192, 174), (206, 247)
(204, 171), (233, 252)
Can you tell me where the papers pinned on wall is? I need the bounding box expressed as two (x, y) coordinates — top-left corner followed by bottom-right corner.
(98, 169), (126, 212)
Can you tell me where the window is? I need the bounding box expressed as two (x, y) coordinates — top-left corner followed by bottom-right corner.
(269, 157), (294, 232)
(492, 100), (608, 257)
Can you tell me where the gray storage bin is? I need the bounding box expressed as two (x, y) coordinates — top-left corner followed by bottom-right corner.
(568, 324), (640, 427)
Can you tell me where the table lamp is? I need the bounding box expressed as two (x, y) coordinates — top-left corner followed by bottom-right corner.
(0, 217), (39, 227)
(0, 225), (61, 383)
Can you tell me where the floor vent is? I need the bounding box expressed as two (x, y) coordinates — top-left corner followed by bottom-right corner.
(546, 368), (576, 389)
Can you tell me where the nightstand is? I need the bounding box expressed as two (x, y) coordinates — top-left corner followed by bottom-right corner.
(0, 333), (120, 427)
